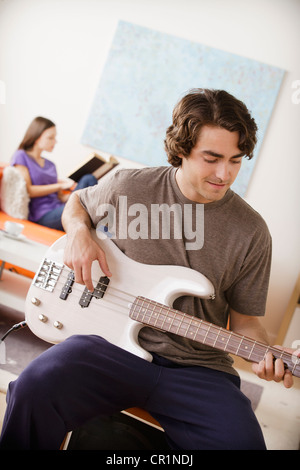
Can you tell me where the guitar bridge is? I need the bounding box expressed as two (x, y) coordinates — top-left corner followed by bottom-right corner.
(33, 258), (63, 292)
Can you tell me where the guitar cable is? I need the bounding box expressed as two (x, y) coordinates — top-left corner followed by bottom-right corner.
(0, 321), (27, 342)
(0, 321), (27, 364)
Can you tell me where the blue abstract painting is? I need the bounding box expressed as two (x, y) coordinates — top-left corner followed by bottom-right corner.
(81, 21), (284, 196)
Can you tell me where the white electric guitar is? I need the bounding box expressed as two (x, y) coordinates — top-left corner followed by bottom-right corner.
(25, 230), (300, 377)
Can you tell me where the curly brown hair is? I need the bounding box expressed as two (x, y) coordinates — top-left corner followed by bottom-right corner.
(164, 89), (258, 167)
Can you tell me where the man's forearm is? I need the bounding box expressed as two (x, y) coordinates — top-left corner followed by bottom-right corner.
(61, 191), (111, 289)
(229, 309), (270, 345)
(61, 191), (92, 235)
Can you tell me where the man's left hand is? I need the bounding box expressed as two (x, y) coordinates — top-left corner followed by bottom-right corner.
(252, 346), (300, 388)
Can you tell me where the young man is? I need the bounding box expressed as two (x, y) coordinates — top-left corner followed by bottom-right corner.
(0, 89), (298, 450)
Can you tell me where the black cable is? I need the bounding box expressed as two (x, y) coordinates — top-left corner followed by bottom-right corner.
(0, 321), (27, 342)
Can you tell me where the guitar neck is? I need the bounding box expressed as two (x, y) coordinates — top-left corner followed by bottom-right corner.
(129, 296), (300, 378)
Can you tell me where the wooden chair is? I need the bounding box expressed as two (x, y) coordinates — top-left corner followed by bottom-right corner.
(61, 407), (164, 449)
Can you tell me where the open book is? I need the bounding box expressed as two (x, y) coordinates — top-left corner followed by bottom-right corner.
(67, 153), (119, 182)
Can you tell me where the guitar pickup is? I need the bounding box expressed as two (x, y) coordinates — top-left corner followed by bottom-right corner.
(93, 276), (110, 299)
(79, 276), (110, 308)
(79, 288), (93, 308)
(59, 271), (75, 300)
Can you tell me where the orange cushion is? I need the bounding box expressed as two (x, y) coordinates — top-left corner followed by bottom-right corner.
(0, 211), (64, 278)
(0, 211), (64, 245)
(2, 262), (35, 279)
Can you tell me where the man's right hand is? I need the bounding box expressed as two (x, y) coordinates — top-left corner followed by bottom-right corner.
(61, 192), (112, 292)
(63, 225), (112, 293)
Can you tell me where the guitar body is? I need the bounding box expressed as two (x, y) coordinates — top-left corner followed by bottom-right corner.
(25, 230), (215, 362)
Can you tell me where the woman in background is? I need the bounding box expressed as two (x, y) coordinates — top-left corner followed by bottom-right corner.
(11, 116), (97, 231)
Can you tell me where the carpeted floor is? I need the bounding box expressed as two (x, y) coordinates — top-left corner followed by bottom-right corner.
(0, 306), (52, 375)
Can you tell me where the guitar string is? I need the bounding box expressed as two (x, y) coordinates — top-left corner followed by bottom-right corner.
(41, 275), (134, 318)
(41, 269), (300, 368)
(57, 268), (292, 357)
(55, 280), (300, 370)
(44, 266), (136, 300)
(37, 269), (228, 343)
(37, 267), (136, 307)
(36, 266), (300, 372)
(133, 299), (300, 369)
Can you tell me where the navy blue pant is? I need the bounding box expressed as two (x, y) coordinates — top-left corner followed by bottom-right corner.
(37, 174), (97, 231)
(0, 335), (266, 450)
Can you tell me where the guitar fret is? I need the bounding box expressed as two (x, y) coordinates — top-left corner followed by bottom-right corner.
(292, 357), (300, 375)
(181, 315), (190, 336)
(183, 316), (193, 338)
(193, 320), (201, 341)
(263, 345), (270, 360)
(203, 324), (211, 345)
(224, 331), (232, 352)
(172, 311), (179, 333)
(142, 299), (149, 324)
(149, 304), (156, 324)
(139, 299), (146, 322)
(160, 306), (169, 330)
(279, 349), (284, 360)
(247, 340), (256, 361)
(212, 329), (221, 348)
(170, 309), (179, 331)
(235, 336), (245, 355)
(187, 317), (195, 338)
(175, 312), (183, 335)
(166, 310), (176, 332)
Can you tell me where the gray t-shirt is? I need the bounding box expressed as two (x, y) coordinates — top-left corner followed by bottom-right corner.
(80, 166), (272, 375)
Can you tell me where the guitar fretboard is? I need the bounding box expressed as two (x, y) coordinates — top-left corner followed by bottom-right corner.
(129, 296), (300, 378)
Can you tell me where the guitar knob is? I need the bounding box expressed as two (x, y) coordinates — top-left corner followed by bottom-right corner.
(31, 297), (41, 306)
(38, 314), (48, 323)
(53, 321), (63, 329)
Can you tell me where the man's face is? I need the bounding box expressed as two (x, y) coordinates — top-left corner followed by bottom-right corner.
(176, 125), (244, 203)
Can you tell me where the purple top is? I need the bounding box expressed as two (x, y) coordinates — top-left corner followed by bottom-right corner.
(11, 149), (63, 222)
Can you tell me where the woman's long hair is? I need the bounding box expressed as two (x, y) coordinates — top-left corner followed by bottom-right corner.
(18, 116), (55, 151)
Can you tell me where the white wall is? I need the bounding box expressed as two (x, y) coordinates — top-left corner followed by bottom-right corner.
(0, 0), (299, 343)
